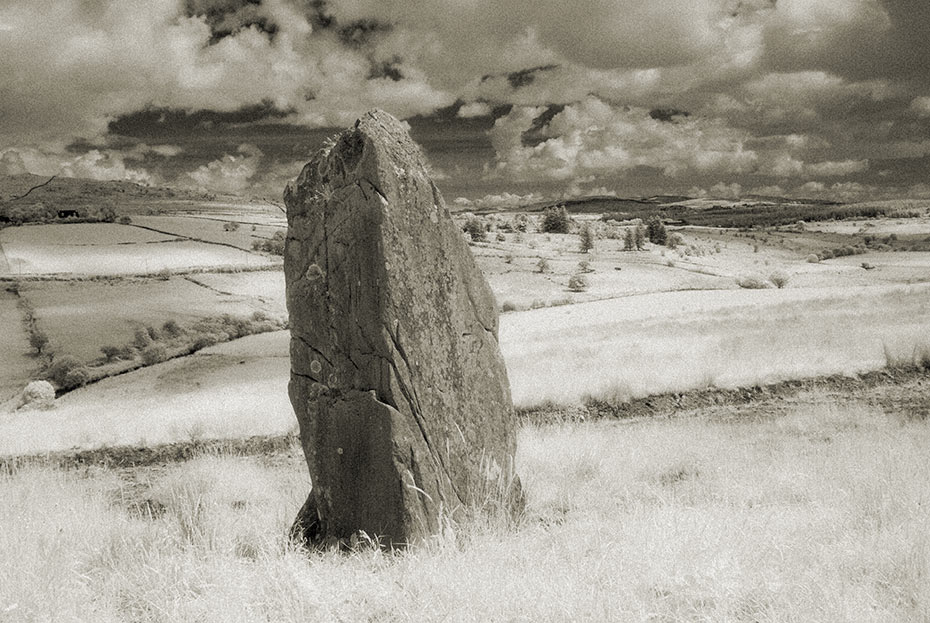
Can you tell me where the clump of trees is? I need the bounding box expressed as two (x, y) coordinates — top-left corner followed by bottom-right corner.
(646, 216), (667, 245)
(252, 231), (285, 255)
(540, 206), (571, 233)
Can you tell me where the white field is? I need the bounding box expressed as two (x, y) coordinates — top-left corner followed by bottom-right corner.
(0, 332), (294, 455)
(0, 223), (276, 276)
(2, 400), (928, 621)
(191, 271), (287, 315)
(502, 283), (930, 406)
(4, 282), (930, 454)
(131, 215), (286, 251)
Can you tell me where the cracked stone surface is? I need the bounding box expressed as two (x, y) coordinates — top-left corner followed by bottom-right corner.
(284, 110), (523, 547)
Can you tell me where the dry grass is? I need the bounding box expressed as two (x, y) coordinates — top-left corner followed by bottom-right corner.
(502, 283), (930, 408)
(2, 397), (929, 621)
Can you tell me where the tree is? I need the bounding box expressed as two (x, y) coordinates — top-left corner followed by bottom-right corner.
(541, 205), (571, 233)
(29, 330), (49, 356)
(578, 224), (595, 253)
(646, 216), (667, 245)
(623, 228), (635, 251)
(634, 224), (646, 250)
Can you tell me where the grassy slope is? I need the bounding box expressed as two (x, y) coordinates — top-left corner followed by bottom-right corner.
(2, 386), (928, 621)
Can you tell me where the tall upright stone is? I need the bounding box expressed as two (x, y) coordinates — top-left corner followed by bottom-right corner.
(284, 110), (523, 548)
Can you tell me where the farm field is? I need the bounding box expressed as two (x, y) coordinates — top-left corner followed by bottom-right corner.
(189, 270), (287, 315)
(0, 222), (277, 276)
(0, 332), (293, 455)
(131, 215), (285, 251)
(20, 277), (282, 363)
(502, 283), (930, 406)
(2, 381), (928, 621)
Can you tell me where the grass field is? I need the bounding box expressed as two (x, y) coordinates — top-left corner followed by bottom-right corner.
(2, 392), (928, 621)
(130, 215), (285, 252)
(20, 277), (279, 362)
(0, 332), (293, 455)
(501, 283), (930, 407)
(0, 223), (277, 276)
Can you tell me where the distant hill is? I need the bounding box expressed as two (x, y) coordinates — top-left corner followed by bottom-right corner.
(0, 174), (282, 219)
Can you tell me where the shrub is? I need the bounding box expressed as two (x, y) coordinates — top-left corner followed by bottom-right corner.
(666, 233), (684, 249)
(861, 262), (875, 270)
(806, 254), (820, 263)
(578, 224), (595, 253)
(769, 271), (790, 289)
(736, 275), (769, 289)
(155, 268), (172, 281)
(100, 345), (123, 362)
(133, 327), (154, 350)
(117, 215), (132, 225)
(511, 214), (528, 232)
(540, 206), (571, 234)
(462, 218), (487, 241)
(253, 230), (285, 255)
(224, 221), (241, 232)
(141, 343), (168, 366)
(29, 330), (50, 356)
(496, 233), (506, 242)
(162, 319), (183, 338)
(577, 260), (592, 273)
(567, 274), (589, 292)
(646, 216), (667, 245)
(44, 356), (82, 388)
(504, 254), (514, 264)
(63, 366), (91, 389)
(501, 301), (519, 312)
(536, 258), (550, 273)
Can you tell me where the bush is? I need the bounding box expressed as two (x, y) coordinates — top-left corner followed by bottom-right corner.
(806, 254), (820, 263)
(646, 216), (667, 245)
(666, 233), (684, 249)
(44, 356), (82, 388)
(736, 275), (769, 289)
(536, 258), (550, 273)
(634, 224), (646, 250)
(63, 366), (91, 389)
(462, 218), (487, 241)
(577, 260), (592, 273)
(117, 215), (132, 225)
(133, 327), (154, 350)
(769, 271), (790, 289)
(501, 301), (519, 312)
(540, 206), (571, 234)
(155, 268), (172, 281)
(29, 330), (50, 356)
(567, 274), (589, 292)
(162, 319), (183, 338)
(253, 230), (285, 255)
(141, 343), (168, 366)
(224, 221), (241, 232)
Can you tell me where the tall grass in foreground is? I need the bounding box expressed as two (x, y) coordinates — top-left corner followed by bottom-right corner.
(2, 397), (929, 621)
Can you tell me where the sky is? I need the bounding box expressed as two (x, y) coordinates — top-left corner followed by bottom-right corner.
(2, 0), (930, 207)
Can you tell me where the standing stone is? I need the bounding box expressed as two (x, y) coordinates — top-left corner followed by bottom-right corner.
(284, 110), (523, 548)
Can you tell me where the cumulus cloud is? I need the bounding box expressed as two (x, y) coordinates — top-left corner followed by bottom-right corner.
(911, 96), (930, 117)
(805, 159), (869, 177)
(0, 147), (152, 183)
(184, 143), (263, 193)
(488, 96), (758, 182)
(457, 102), (493, 118)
